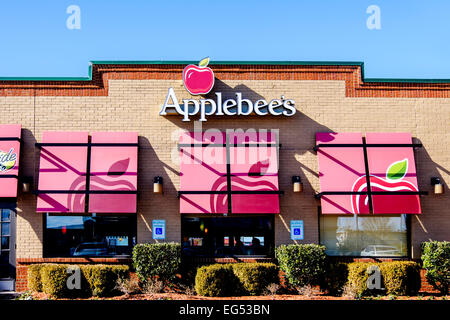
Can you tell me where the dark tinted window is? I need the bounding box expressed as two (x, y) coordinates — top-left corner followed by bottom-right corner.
(181, 216), (274, 257)
(44, 214), (136, 257)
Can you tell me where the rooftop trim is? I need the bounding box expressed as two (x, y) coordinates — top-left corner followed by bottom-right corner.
(0, 61), (448, 84)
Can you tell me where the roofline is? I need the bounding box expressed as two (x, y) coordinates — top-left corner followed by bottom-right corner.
(0, 60), (449, 84)
(91, 60), (364, 66)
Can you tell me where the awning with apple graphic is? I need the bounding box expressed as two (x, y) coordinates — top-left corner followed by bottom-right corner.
(316, 132), (422, 215)
(179, 130), (281, 214)
(36, 131), (138, 213)
(0, 124), (21, 198)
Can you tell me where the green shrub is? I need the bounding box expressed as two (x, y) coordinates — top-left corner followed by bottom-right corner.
(27, 264), (47, 292)
(40, 264), (71, 298)
(346, 262), (381, 297)
(379, 261), (421, 296)
(275, 244), (327, 287)
(34, 264), (129, 298)
(195, 264), (237, 297)
(81, 265), (129, 297)
(231, 263), (279, 296)
(347, 261), (422, 297)
(421, 241), (450, 295)
(132, 243), (181, 284)
(320, 262), (349, 296)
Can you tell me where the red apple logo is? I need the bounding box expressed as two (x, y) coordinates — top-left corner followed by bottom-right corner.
(351, 159), (421, 214)
(182, 57), (215, 95)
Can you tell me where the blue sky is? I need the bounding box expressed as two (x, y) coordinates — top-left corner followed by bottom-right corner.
(0, 0), (449, 79)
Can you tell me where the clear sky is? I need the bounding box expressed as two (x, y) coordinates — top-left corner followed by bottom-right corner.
(0, 0), (449, 79)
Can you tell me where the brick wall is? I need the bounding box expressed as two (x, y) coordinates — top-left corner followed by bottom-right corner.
(0, 63), (448, 265)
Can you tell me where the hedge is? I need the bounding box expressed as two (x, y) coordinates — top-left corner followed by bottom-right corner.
(421, 241), (450, 295)
(28, 263), (129, 298)
(275, 244), (327, 287)
(231, 263), (279, 296)
(347, 261), (421, 297)
(319, 262), (349, 296)
(195, 263), (280, 297)
(27, 264), (47, 292)
(81, 264), (129, 297)
(195, 264), (237, 297)
(40, 264), (72, 298)
(379, 261), (421, 296)
(132, 243), (181, 284)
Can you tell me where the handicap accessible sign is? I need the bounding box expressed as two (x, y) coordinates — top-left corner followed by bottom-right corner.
(290, 220), (304, 240)
(152, 220), (166, 240)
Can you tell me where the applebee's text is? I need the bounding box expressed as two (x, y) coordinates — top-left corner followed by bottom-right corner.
(160, 87), (296, 121)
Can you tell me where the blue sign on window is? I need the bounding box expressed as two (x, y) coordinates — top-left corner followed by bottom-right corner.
(290, 220), (304, 240)
(152, 220), (166, 240)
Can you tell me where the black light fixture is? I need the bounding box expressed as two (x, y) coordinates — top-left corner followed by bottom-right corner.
(153, 176), (163, 194)
(431, 177), (444, 195)
(292, 176), (303, 193)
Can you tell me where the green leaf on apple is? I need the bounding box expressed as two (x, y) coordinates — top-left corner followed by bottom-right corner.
(0, 160), (15, 172)
(198, 57), (210, 68)
(386, 158), (408, 180)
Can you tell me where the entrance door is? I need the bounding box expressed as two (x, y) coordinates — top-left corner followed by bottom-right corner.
(181, 215), (275, 258)
(0, 208), (15, 291)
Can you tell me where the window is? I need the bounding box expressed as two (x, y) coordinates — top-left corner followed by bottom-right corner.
(44, 214), (136, 258)
(181, 216), (274, 257)
(0, 209), (13, 279)
(320, 214), (408, 257)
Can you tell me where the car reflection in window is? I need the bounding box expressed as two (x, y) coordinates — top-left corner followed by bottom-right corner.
(71, 242), (108, 257)
(361, 245), (401, 256)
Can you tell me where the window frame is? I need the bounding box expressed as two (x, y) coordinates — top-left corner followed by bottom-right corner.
(318, 208), (411, 258)
(0, 204), (16, 281)
(180, 214), (275, 258)
(42, 212), (137, 258)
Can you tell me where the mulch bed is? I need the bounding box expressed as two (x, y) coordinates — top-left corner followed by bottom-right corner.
(30, 291), (448, 301)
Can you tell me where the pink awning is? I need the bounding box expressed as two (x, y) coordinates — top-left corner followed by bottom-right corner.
(0, 124), (21, 198)
(88, 132), (138, 213)
(37, 132), (89, 212)
(316, 132), (367, 214)
(36, 131), (138, 213)
(229, 131), (279, 214)
(366, 133), (421, 214)
(316, 132), (422, 215)
(179, 131), (228, 214)
(179, 131), (280, 214)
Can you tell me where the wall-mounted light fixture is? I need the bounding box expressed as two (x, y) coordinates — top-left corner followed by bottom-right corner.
(21, 176), (33, 193)
(431, 177), (444, 195)
(292, 176), (303, 193)
(153, 176), (163, 194)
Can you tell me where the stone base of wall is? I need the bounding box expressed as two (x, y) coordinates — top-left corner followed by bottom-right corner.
(419, 269), (441, 294)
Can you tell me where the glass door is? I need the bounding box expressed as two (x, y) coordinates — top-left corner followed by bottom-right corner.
(181, 215), (275, 258)
(0, 208), (15, 291)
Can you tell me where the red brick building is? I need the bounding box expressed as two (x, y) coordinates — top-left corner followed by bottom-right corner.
(0, 61), (448, 291)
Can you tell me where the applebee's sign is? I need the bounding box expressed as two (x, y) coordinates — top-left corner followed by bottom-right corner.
(159, 57), (297, 121)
